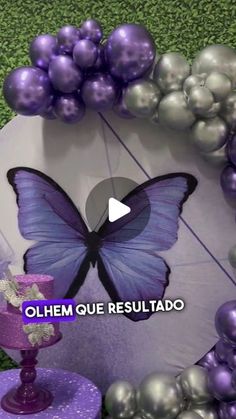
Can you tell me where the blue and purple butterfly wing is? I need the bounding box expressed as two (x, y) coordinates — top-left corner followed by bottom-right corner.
(98, 174), (197, 320)
(7, 168), (90, 297)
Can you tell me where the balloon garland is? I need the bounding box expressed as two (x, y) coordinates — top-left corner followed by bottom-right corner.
(3, 18), (236, 418)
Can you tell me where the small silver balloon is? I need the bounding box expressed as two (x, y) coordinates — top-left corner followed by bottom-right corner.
(220, 91), (236, 129)
(158, 91), (196, 130)
(191, 116), (228, 153)
(153, 52), (190, 93)
(192, 44), (236, 87)
(124, 79), (161, 118)
(105, 380), (137, 419)
(201, 143), (228, 166)
(192, 404), (218, 419)
(228, 244), (236, 268)
(188, 86), (214, 115)
(183, 74), (206, 97)
(180, 366), (213, 405)
(205, 71), (232, 102)
(204, 102), (221, 119)
(137, 373), (183, 419)
(177, 411), (202, 419)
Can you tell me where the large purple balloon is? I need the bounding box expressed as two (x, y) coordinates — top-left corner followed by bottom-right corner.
(48, 55), (83, 93)
(29, 34), (57, 70)
(105, 24), (156, 82)
(198, 350), (219, 371)
(208, 365), (236, 402)
(3, 66), (52, 116)
(227, 134), (236, 166)
(215, 301), (236, 345)
(81, 73), (118, 111)
(53, 94), (85, 124)
(73, 40), (98, 69)
(221, 166), (236, 199)
(57, 25), (81, 54)
(215, 339), (233, 363)
(80, 19), (103, 44)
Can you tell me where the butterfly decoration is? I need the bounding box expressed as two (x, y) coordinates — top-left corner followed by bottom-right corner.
(23, 323), (55, 347)
(7, 168), (197, 321)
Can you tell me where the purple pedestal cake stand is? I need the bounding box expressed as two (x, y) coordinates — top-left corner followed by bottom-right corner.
(0, 335), (62, 415)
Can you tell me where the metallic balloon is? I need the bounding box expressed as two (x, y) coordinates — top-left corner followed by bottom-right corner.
(105, 380), (137, 418)
(227, 350), (236, 370)
(228, 245), (236, 269)
(73, 39), (98, 69)
(192, 404), (218, 419)
(227, 133), (236, 166)
(40, 101), (56, 120)
(80, 19), (103, 44)
(124, 79), (161, 118)
(158, 91), (196, 130)
(215, 339), (233, 362)
(220, 92), (236, 129)
(177, 411), (202, 419)
(192, 45), (236, 87)
(3, 66), (52, 116)
(208, 365), (236, 402)
(29, 34), (57, 70)
(153, 52), (190, 93)
(180, 366), (213, 406)
(198, 350), (219, 371)
(232, 369), (236, 389)
(205, 72), (232, 102)
(191, 116), (228, 152)
(93, 45), (107, 71)
(183, 74), (206, 97)
(113, 89), (135, 119)
(201, 143), (228, 166)
(221, 166), (236, 199)
(204, 102), (221, 119)
(48, 55), (83, 93)
(105, 24), (156, 82)
(81, 73), (118, 111)
(215, 300), (236, 345)
(53, 94), (85, 124)
(221, 401), (236, 419)
(57, 25), (80, 54)
(188, 86), (214, 115)
(149, 108), (159, 124)
(137, 373), (183, 419)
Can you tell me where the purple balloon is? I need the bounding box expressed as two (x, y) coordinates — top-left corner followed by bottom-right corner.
(3, 66), (52, 116)
(208, 365), (236, 402)
(93, 45), (107, 71)
(81, 73), (119, 111)
(227, 351), (236, 370)
(53, 94), (85, 124)
(221, 166), (236, 199)
(57, 25), (81, 54)
(113, 89), (135, 119)
(73, 40), (98, 69)
(48, 55), (83, 93)
(215, 339), (233, 363)
(215, 301), (236, 345)
(218, 402), (230, 419)
(198, 349), (219, 371)
(80, 19), (102, 44)
(29, 34), (57, 70)
(227, 134), (236, 167)
(40, 98), (56, 120)
(105, 23), (156, 82)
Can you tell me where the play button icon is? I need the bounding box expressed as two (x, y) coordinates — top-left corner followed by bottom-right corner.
(108, 198), (131, 222)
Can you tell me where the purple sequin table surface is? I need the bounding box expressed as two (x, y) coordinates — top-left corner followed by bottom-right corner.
(0, 368), (101, 418)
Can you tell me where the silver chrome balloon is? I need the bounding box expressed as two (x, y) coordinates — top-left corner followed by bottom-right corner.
(204, 102), (221, 119)
(183, 74), (206, 97)
(192, 44), (236, 87)
(205, 72), (232, 102)
(153, 52), (190, 93)
(137, 373), (183, 419)
(158, 91), (196, 130)
(192, 404), (218, 419)
(191, 116), (228, 153)
(105, 380), (137, 418)
(188, 86), (214, 115)
(220, 91), (236, 128)
(201, 143), (228, 166)
(177, 411), (202, 419)
(124, 79), (161, 118)
(228, 244), (236, 268)
(180, 366), (213, 405)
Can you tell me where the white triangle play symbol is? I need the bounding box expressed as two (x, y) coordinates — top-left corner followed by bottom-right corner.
(108, 198), (131, 222)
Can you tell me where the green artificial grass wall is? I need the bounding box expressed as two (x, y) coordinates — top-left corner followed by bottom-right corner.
(0, 0), (235, 374)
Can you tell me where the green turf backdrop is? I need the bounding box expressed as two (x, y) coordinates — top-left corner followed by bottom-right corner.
(0, 0), (235, 385)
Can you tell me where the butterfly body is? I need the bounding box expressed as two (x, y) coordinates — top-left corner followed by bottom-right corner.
(84, 231), (102, 267)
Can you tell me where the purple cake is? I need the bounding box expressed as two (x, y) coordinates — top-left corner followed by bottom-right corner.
(0, 274), (60, 349)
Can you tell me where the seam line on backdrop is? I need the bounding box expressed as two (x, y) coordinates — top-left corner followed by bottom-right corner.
(98, 112), (236, 286)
